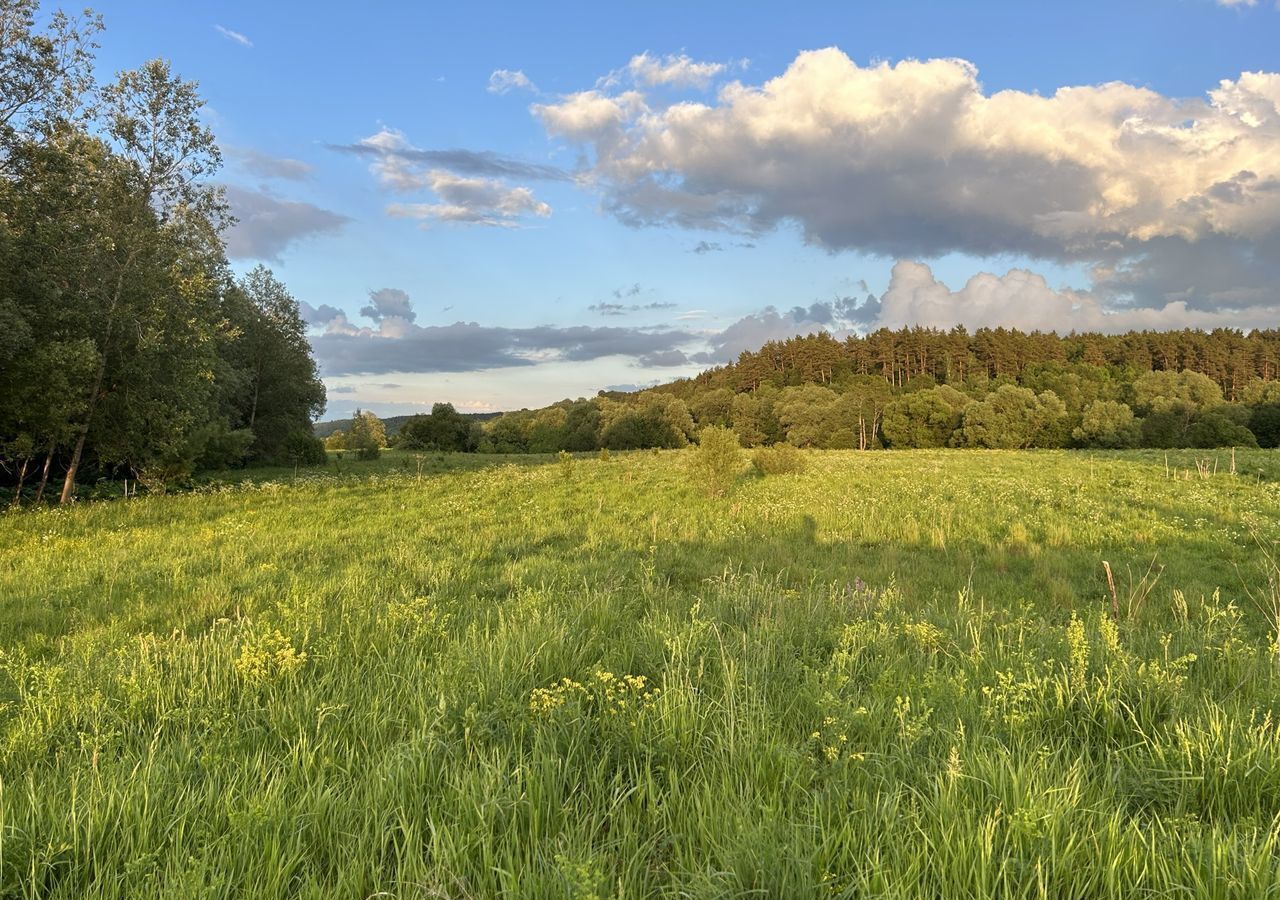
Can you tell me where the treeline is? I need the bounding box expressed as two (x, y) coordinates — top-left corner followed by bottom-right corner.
(468, 328), (1280, 454)
(0, 2), (325, 504)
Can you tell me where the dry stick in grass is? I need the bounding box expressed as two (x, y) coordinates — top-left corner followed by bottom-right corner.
(1103, 560), (1119, 621)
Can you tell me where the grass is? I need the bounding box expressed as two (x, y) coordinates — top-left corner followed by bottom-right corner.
(2, 448), (1280, 897)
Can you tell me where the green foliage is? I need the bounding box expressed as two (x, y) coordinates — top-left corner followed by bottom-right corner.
(1132, 370), (1224, 415)
(882, 385), (970, 448)
(957, 386), (1067, 449)
(397, 403), (478, 452)
(281, 430), (327, 467)
(688, 425), (743, 496)
(1249, 404), (1280, 449)
(751, 443), (806, 475)
(1073, 400), (1141, 449)
(1188, 405), (1259, 449)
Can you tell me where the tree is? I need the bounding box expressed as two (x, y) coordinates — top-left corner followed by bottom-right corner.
(1073, 400), (1140, 449)
(0, 0), (101, 165)
(1188, 405), (1257, 449)
(56, 59), (227, 502)
(776, 385), (840, 448)
(957, 386), (1067, 449)
(347, 410), (386, 460)
(688, 425), (743, 497)
(1249, 404), (1280, 449)
(1131, 371), (1223, 415)
(882, 385), (970, 448)
(398, 403), (476, 452)
(730, 388), (783, 447)
(222, 267), (326, 462)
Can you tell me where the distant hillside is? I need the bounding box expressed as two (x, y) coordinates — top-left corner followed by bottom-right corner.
(314, 411), (501, 439)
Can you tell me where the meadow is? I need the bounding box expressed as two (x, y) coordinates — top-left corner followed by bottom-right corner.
(2, 448), (1280, 898)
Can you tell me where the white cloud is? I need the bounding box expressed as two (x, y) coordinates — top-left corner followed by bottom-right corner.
(344, 128), (556, 227)
(627, 52), (727, 89)
(533, 48), (1280, 262)
(214, 25), (252, 48)
(533, 90), (647, 144)
(876, 259), (1280, 333)
(385, 170), (551, 227)
(488, 69), (537, 94)
(1216, 0), (1256, 7)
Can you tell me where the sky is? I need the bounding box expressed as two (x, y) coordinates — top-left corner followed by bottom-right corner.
(79, 0), (1280, 418)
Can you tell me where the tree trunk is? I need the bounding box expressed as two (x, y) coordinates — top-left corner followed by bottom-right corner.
(33, 446), (54, 505)
(248, 357), (262, 428)
(9, 457), (29, 508)
(59, 252), (134, 505)
(59, 422), (91, 505)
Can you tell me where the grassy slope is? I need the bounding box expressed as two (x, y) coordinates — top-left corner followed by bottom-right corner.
(2, 449), (1280, 897)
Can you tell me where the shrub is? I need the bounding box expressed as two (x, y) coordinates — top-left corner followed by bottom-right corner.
(689, 425), (743, 496)
(282, 430), (327, 466)
(752, 443), (806, 476)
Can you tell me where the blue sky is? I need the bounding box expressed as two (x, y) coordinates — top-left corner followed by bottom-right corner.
(84, 0), (1280, 416)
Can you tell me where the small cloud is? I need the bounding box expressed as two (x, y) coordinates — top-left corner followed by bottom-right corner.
(222, 185), (350, 261)
(692, 240), (723, 254)
(635, 349), (692, 367)
(360, 288), (417, 324)
(226, 146), (313, 181)
(385, 171), (551, 228)
(489, 69), (538, 94)
(299, 300), (343, 327)
(626, 52), (728, 89)
(214, 25), (252, 47)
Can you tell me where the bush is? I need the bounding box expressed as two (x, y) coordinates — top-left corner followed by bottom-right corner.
(752, 443), (806, 476)
(282, 430), (327, 466)
(688, 426), (743, 497)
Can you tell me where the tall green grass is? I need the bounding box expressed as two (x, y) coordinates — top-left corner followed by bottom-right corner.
(2, 449), (1279, 897)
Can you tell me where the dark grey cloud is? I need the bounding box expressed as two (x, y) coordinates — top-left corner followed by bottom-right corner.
(227, 146), (313, 181)
(312, 322), (700, 375)
(330, 141), (570, 182)
(702, 303), (861, 363)
(313, 292), (701, 376)
(360, 288), (416, 323)
(1093, 234), (1280, 311)
(299, 300), (343, 326)
(636, 349), (692, 367)
(223, 185), (350, 261)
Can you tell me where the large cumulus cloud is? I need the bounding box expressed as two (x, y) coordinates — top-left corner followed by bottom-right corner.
(532, 49), (1280, 314)
(535, 50), (1280, 257)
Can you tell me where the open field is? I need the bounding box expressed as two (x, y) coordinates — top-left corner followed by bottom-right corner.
(3, 449), (1280, 897)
